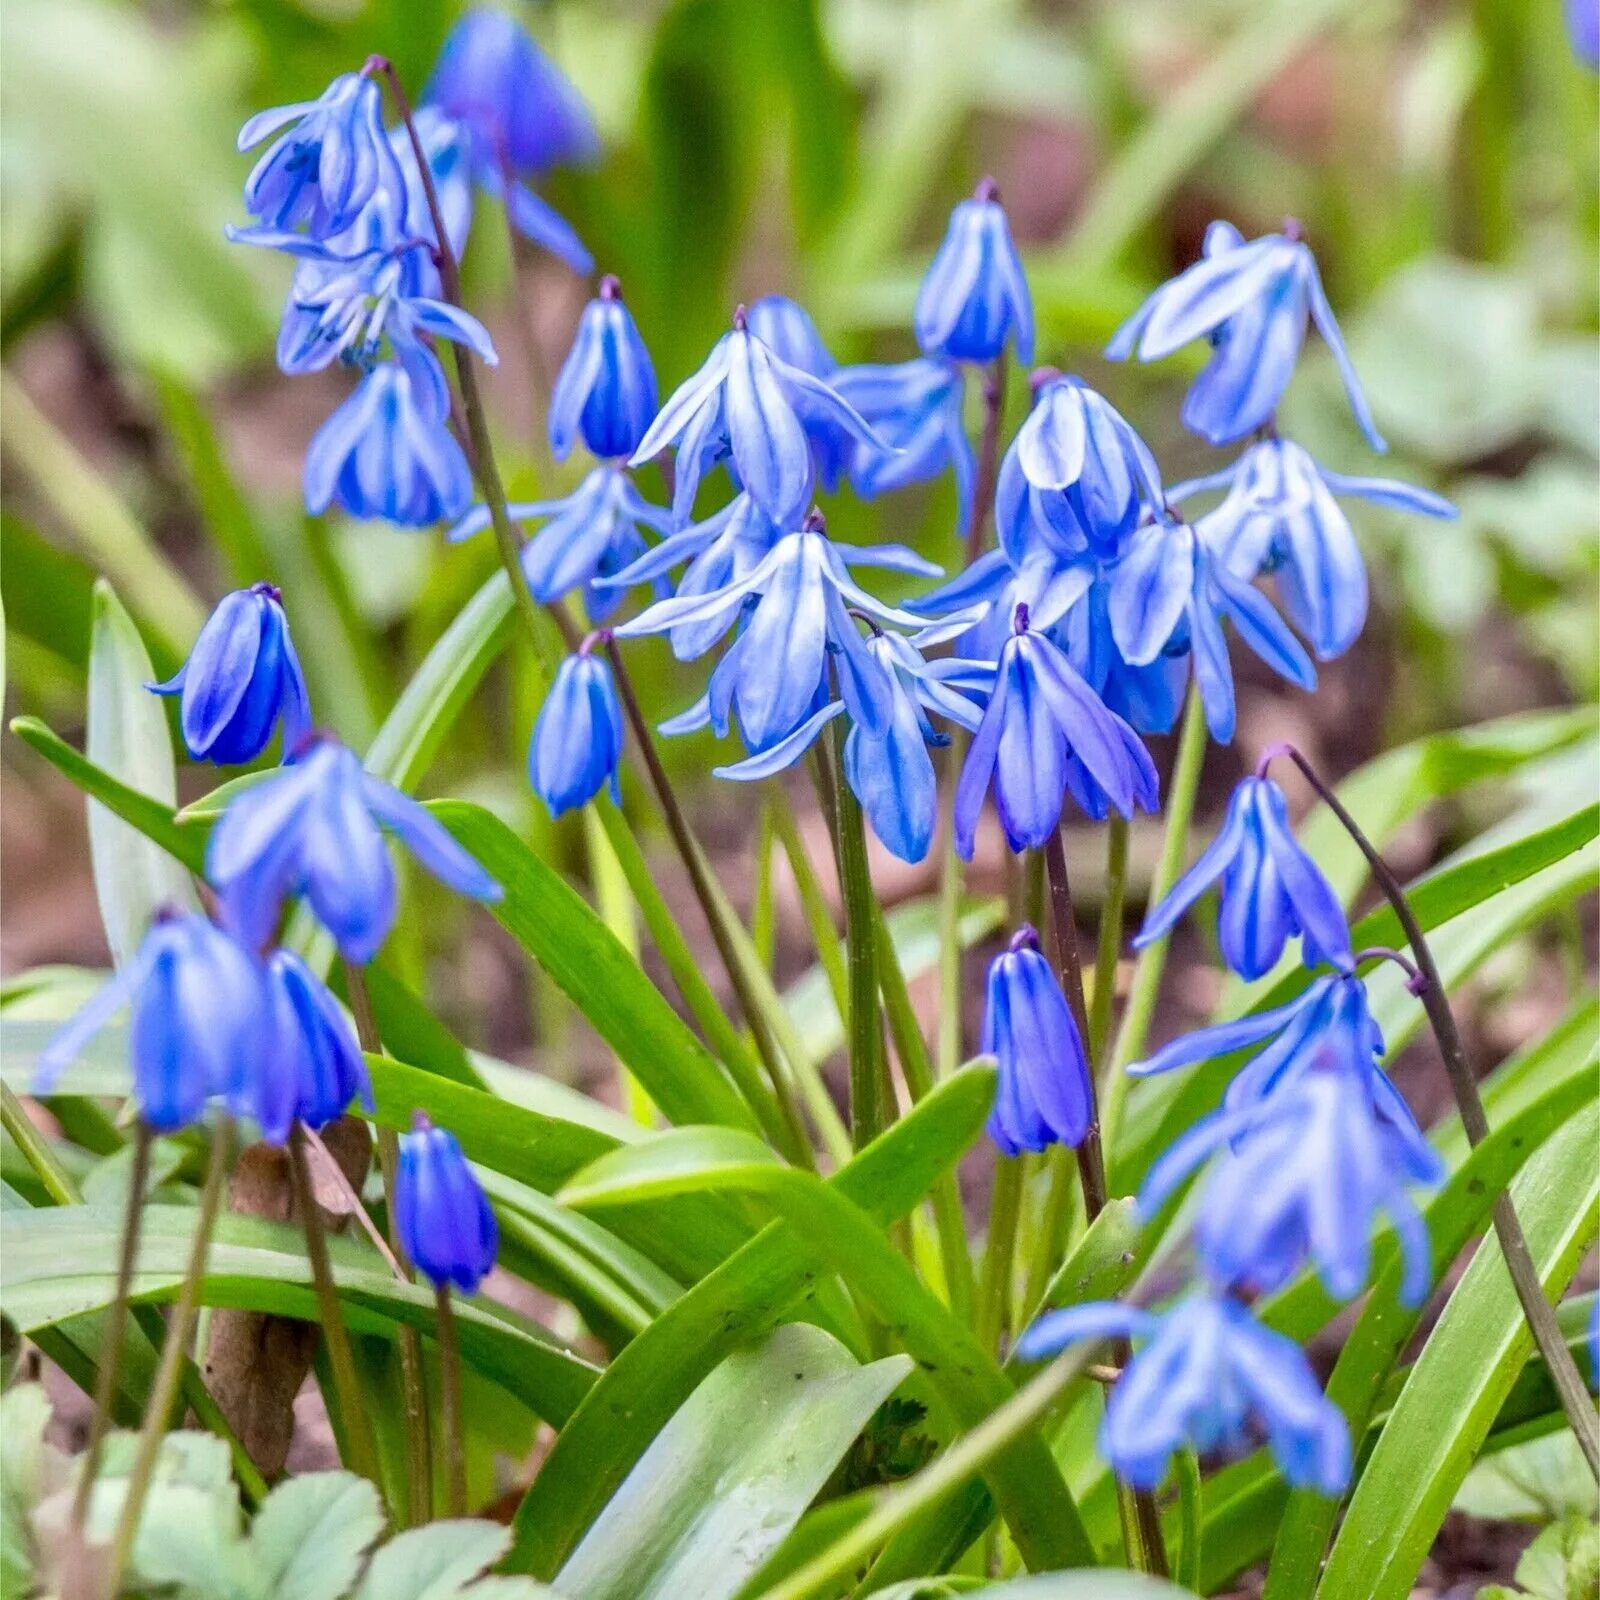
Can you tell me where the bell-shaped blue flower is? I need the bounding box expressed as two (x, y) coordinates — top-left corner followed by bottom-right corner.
(395, 1113), (499, 1293)
(305, 348), (474, 526)
(261, 948), (374, 1142)
(1108, 514), (1316, 744)
(425, 7), (598, 177)
(207, 735), (501, 963)
(1139, 1056), (1442, 1307)
(391, 107), (475, 267)
(36, 911), (272, 1135)
(1172, 437), (1456, 661)
(953, 605), (1159, 858)
(915, 178), (1034, 366)
(745, 296), (848, 489)
(449, 466), (670, 621)
(529, 648), (626, 818)
(150, 584), (311, 766)
(549, 277), (658, 462)
(1135, 774), (1351, 979)
(981, 927), (1093, 1155)
(835, 359), (975, 534)
(1108, 220), (1384, 452)
(1016, 1293), (1350, 1495)
(628, 307), (886, 527)
(238, 71), (399, 241)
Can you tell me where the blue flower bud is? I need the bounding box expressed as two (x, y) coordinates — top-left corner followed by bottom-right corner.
(36, 912), (272, 1135)
(150, 584), (311, 766)
(238, 72), (399, 241)
(915, 179), (1034, 366)
(529, 650), (626, 818)
(1136, 774), (1351, 979)
(208, 735), (501, 963)
(982, 928), (1093, 1155)
(744, 296), (836, 378)
(549, 278), (659, 462)
(262, 949), (374, 1140)
(395, 1114), (499, 1292)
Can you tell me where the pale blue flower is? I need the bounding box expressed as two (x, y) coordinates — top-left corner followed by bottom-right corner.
(529, 649), (626, 817)
(549, 277), (658, 462)
(915, 179), (1033, 365)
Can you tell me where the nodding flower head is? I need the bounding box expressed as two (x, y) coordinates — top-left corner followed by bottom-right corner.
(260, 949), (374, 1142)
(548, 279), (659, 462)
(395, 1113), (499, 1293)
(150, 584), (311, 767)
(529, 649), (627, 818)
(915, 179), (1034, 366)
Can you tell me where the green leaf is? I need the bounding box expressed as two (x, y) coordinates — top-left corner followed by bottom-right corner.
(1478, 1515), (1600, 1600)
(248, 1472), (386, 1600)
(877, 1579), (1202, 1598)
(0, 1383), (65, 1596)
(555, 1324), (911, 1600)
(84, 581), (199, 963)
(353, 1520), (510, 1600)
(1454, 1431), (1598, 1525)
(1315, 1101), (1600, 1600)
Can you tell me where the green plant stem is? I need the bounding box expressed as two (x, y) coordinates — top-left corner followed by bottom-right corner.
(2, 1080), (79, 1206)
(976, 1156), (1023, 1355)
(435, 1284), (468, 1516)
(770, 790), (849, 1018)
(1174, 1447), (1203, 1592)
(288, 1124), (382, 1487)
(936, 768), (965, 1082)
(964, 356), (1007, 564)
(1101, 685), (1207, 1159)
(104, 1115), (232, 1594)
(71, 1122), (151, 1536)
(1267, 742), (1600, 1480)
(345, 962), (431, 1527)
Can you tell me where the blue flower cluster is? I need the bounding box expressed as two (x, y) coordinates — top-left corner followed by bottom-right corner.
(1018, 770), (1443, 1497)
(228, 10), (598, 527)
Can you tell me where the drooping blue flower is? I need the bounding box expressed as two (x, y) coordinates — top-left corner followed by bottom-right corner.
(529, 648), (626, 818)
(1108, 220), (1384, 452)
(834, 359), (975, 534)
(395, 1113), (499, 1293)
(999, 371), (1164, 555)
(915, 179), (1034, 366)
(981, 926), (1093, 1155)
(391, 107), (476, 266)
(617, 518), (949, 751)
(745, 296), (849, 489)
(1171, 437), (1456, 661)
(238, 71), (399, 241)
(262, 948), (374, 1141)
(150, 584), (311, 766)
(448, 466), (671, 620)
(1108, 514), (1317, 744)
(1128, 971), (1386, 1116)
(549, 277), (658, 462)
(1016, 1293), (1351, 1495)
(305, 347), (474, 526)
(712, 630), (982, 864)
(1568, 0), (1600, 67)
(36, 911), (271, 1135)
(952, 605), (1159, 858)
(207, 735), (501, 963)
(1139, 1055), (1442, 1306)
(1135, 774), (1351, 980)
(425, 7), (599, 177)
(629, 307), (887, 527)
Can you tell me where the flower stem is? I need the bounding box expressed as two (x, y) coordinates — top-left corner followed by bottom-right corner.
(976, 1155), (1023, 1354)
(434, 1284), (468, 1516)
(965, 355), (1008, 565)
(1264, 742), (1600, 1481)
(104, 1115), (232, 1595)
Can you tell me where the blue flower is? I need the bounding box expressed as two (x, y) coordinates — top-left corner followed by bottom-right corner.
(953, 606), (1159, 858)
(712, 630), (982, 864)
(1128, 971), (1386, 1114)
(391, 107), (475, 265)
(834, 359), (975, 534)
(238, 71), (399, 240)
(425, 7), (599, 177)
(744, 295), (836, 377)
(629, 307), (886, 527)
(36, 911), (271, 1135)
(549, 277), (659, 462)
(617, 518), (948, 751)
(1171, 437), (1456, 661)
(449, 466), (670, 621)
(529, 648), (626, 818)
(1135, 774), (1351, 980)
(1568, 0), (1600, 67)
(395, 1113), (499, 1293)
(1016, 1293), (1350, 1495)
(981, 927), (1093, 1155)
(262, 948), (373, 1141)
(1108, 514), (1316, 744)
(1108, 220), (1384, 452)
(305, 348), (474, 526)
(915, 179), (1034, 366)
(999, 372), (1163, 554)
(150, 584), (311, 766)
(1140, 1056), (1442, 1306)
(207, 735), (501, 963)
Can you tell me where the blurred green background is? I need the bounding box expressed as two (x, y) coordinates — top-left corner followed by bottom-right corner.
(2, 0), (1596, 992)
